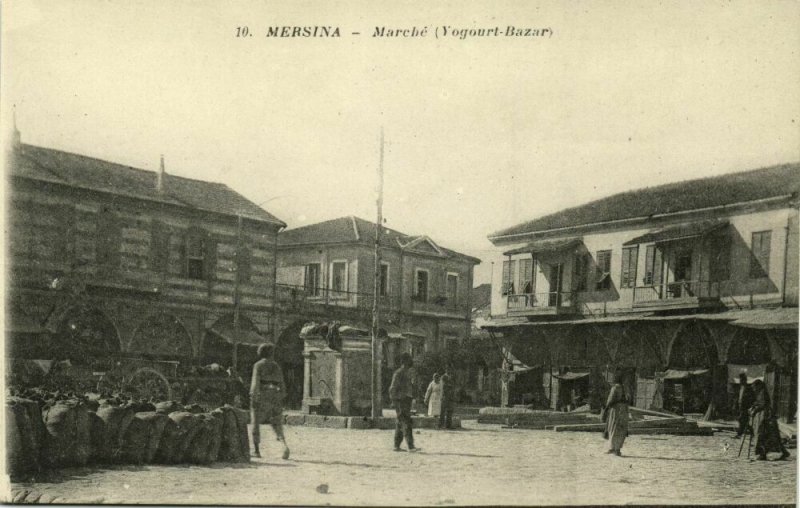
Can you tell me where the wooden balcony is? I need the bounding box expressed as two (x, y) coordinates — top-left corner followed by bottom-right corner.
(506, 291), (577, 316)
(632, 280), (721, 311)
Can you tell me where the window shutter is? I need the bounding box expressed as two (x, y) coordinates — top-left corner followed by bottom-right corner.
(150, 220), (169, 273)
(204, 236), (217, 282)
(179, 235), (188, 277)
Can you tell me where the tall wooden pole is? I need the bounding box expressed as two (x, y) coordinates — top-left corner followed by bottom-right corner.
(233, 214), (242, 373)
(371, 128), (385, 419)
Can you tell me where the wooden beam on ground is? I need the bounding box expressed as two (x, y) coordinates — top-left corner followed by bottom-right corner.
(629, 406), (681, 419)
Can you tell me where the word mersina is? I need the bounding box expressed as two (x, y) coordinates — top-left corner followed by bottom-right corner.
(265, 26), (341, 37)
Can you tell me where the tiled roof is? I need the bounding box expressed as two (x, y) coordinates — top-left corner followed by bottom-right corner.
(10, 144), (286, 226)
(489, 163), (800, 241)
(279, 216), (480, 264)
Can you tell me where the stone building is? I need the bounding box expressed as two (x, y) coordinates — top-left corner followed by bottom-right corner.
(483, 163), (799, 421)
(274, 216), (480, 407)
(6, 133), (286, 383)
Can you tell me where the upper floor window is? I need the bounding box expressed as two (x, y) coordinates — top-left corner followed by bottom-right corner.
(573, 253), (589, 291)
(414, 269), (429, 302)
(502, 260), (516, 296)
(305, 263), (321, 296)
(330, 260), (348, 297)
(643, 245), (662, 286)
(185, 234), (206, 280)
(97, 208), (121, 270)
(518, 259), (533, 294)
(595, 250), (612, 291)
(446, 273), (459, 304)
(620, 246), (638, 288)
(379, 262), (390, 297)
(749, 230), (772, 278)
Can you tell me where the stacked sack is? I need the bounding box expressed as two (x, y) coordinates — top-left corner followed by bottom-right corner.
(5, 393), (252, 477)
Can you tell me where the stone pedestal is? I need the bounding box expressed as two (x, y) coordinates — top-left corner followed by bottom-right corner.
(301, 332), (375, 416)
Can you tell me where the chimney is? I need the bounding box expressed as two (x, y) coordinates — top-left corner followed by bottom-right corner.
(12, 107), (21, 150)
(157, 154), (165, 193)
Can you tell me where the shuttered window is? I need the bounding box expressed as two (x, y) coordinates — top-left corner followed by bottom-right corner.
(96, 208), (121, 272)
(620, 246), (639, 288)
(749, 230), (771, 278)
(502, 260), (516, 295)
(446, 273), (459, 304)
(573, 253), (589, 291)
(379, 263), (390, 297)
(185, 235), (206, 280)
(415, 269), (429, 301)
(305, 263), (321, 296)
(331, 261), (348, 295)
(518, 259), (533, 294)
(643, 245), (663, 286)
(595, 250), (612, 291)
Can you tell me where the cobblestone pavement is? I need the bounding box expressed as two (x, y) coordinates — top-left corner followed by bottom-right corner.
(7, 422), (796, 505)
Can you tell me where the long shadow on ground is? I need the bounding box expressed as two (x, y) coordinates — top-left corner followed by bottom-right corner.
(290, 458), (400, 470)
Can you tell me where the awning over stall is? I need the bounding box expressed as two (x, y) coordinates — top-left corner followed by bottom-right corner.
(662, 368), (710, 380)
(730, 308), (798, 330)
(208, 326), (269, 345)
(503, 237), (583, 256)
(623, 219), (728, 246)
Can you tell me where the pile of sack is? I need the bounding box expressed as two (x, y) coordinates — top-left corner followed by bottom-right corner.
(6, 393), (251, 477)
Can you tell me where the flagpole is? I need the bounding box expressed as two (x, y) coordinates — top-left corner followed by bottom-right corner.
(371, 128), (385, 419)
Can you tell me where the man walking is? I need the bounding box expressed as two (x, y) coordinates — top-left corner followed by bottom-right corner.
(440, 371), (455, 429)
(734, 372), (754, 438)
(250, 343), (290, 460)
(389, 353), (419, 452)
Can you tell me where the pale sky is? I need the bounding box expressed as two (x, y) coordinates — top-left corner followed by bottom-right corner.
(3, 0), (799, 286)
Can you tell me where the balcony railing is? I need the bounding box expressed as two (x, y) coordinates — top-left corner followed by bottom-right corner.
(506, 291), (574, 313)
(276, 284), (361, 309)
(632, 280), (720, 306)
(409, 295), (462, 315)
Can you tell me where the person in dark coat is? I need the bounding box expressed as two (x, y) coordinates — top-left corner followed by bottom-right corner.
(734, 372), (755, 438)
(389, 353), (418, 452)
(749, 379), (790, 461)
(440, 371), (456, 429)
(250, 343), (290, 459)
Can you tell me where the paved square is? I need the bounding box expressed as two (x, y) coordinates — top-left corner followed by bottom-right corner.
(9, 422), (796, 505)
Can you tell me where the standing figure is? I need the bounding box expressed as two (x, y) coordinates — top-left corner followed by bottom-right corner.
(604, 371), (630, 457)
(250, 343), (290, 460)
(750, 379), (790, 461)
(424, 373), (443, 418)
(389, 353), (419, 452)
(440, 371), (455, 429)
(734, 372), (754, 438)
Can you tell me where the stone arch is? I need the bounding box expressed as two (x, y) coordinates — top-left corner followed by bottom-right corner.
(666, 320), (719, 369)
(664, 320), (724, 415)
(202, 313), (262, 370)
(54, 304), (121, 361)
(129, 312), (194, 358)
